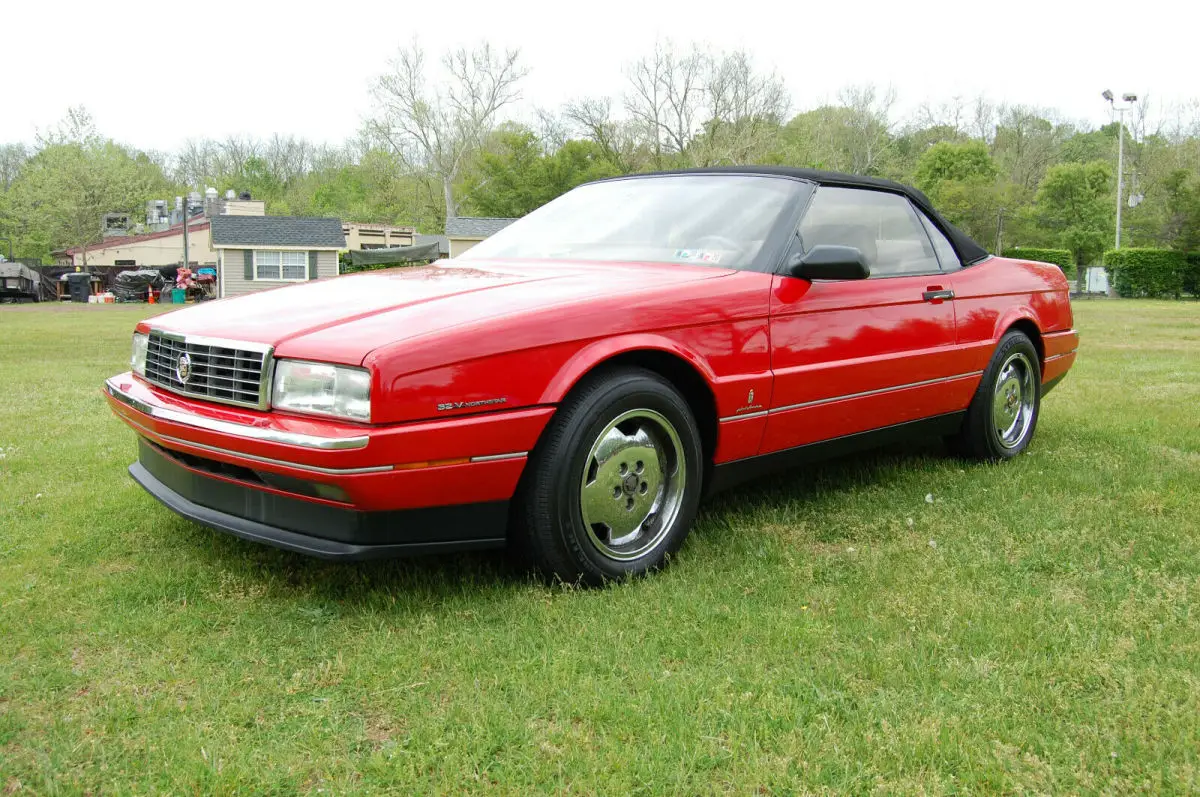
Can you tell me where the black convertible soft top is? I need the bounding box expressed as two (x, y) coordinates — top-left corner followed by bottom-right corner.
(629, 166), (991, 266)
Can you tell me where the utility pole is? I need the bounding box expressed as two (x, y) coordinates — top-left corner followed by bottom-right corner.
(182, 197), (191, 271)
(181, 193), (190, 268)
(1102, 90), (1138, 250)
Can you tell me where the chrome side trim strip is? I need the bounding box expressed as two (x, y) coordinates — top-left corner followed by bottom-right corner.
(106, 378), (369, 451)
(719, 371), (984, 422)
(718, 410), (769, 422)
(771, 371), (983, 414)
(470, 452), (529, 463)
(1044, 349), (1077, 363)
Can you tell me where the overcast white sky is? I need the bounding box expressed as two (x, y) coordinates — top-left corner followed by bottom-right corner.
(4, 0), (1197, 153)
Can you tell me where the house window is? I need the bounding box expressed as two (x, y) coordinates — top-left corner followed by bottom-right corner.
(254, 250), (308, 281)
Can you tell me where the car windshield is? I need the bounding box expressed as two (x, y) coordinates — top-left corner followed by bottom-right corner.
(459, 174), (808, 270)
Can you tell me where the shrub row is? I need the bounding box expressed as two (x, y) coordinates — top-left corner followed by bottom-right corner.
(1102, 248), (1200, 298)
(1001, 248), (1076, 279)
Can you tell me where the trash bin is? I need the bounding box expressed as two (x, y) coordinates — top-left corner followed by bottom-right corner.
(171, 288), (186, 304)
(66, 273), (92, 303)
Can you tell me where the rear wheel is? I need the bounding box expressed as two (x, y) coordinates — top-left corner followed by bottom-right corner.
(514, 367), (703, 585)
(949, 330), (1041, 460)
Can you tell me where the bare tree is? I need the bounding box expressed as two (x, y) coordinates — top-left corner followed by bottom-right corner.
(217, 135), (263, 176)
(837, 84), (898, 174)
(913, 95), (966, 135)
(533, 107), (569, 153)
(310, 142), (352, 173)
(564, 96), (639, 171)
(623, 42), (787, 167)
(370, 40), (527, 220)
(175, 138), (220, 185)
(34, 106), (98, 149)
(972, 95), (1003, 146)
(264, 134), (315, 182)
(993, 106), (1070, 190)
(624, 41), (708, 165)
(695, 50), (788, 165)
(0, 143), (28, 191)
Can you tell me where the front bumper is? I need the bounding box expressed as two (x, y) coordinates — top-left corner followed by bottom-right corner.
(106, 373), (553, 557)
(132, 439), (508, 558)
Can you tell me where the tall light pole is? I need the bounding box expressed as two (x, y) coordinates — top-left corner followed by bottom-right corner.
(1102, 90), (1137, 250)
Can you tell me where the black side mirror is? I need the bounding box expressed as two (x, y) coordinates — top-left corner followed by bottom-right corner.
(787, 245), (871, 281)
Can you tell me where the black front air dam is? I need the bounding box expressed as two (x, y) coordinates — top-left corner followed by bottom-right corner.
(130, 437), (508, 560)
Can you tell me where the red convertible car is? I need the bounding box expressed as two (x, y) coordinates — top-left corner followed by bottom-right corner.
(105, 167), (1077, 583)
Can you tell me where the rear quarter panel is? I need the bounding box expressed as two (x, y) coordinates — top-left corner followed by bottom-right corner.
(952, 256), (1074, 372)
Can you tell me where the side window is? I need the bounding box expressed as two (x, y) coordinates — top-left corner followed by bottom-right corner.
(798, 187), (941, 277)
(917, 210), (961, 271)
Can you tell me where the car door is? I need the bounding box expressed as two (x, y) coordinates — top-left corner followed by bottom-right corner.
(761, 186), (971, 455)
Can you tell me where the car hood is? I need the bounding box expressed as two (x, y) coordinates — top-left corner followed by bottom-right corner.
(146, 259), (734, 362)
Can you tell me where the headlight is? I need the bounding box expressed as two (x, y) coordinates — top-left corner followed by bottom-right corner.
(271, 359), (371, 421)
(131, 332), (148, 375)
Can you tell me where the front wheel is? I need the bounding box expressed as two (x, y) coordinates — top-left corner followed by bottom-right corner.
(514, 367), (703, 585)
(949, 330), (1041, 460)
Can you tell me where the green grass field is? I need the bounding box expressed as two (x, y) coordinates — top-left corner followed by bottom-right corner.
(1, 299), (1198, 794)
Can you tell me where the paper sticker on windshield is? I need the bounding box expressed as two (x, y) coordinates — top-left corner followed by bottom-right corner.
(675, 249), (722, 264)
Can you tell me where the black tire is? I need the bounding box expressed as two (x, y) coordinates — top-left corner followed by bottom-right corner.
(513, 367), (704, 585)
(948, 330), (1041, 460)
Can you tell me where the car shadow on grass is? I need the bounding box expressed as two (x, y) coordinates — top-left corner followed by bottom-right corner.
(694, 437), (959, 536)
(169, 438), (962, 600)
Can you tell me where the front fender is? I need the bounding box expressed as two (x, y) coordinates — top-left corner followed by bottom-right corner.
(538, 333), (720, 405)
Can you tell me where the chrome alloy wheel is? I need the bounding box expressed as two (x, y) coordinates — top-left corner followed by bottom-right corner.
(579, 408), (687, 561)
(992, 351), (1037, 449)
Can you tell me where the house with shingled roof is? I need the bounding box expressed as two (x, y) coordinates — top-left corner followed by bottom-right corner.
(210, 214), (346, 298)
(444, 216), (517, 258)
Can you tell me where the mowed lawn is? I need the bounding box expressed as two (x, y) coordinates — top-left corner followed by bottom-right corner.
(1, 299), (1198, 794)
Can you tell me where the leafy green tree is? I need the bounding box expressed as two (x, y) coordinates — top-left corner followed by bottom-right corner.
(889, 124), (965, 180)
(280, 150), (443, 232)
(914, 140), (997, 187)
(992, 109), (1073, 190)
(1161, 169), (1200, 252)
(6, 138), (172, 264)
(1033, 161), (1113, 289)
(913, 141), (1004, 248)
(462, 127), (620, 217)
(1059, 123), (1117, 164)
(779, 102), (895, 175)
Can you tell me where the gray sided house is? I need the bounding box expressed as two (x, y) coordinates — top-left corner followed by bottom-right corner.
(444, 217), (517, 258)
(210, 215), (345, 298)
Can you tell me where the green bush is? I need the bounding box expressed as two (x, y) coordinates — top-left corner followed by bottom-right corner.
(1186, 253), (1200, 296)
(1103, 248), (1188, 298)
(1001, 247), (1076, 279)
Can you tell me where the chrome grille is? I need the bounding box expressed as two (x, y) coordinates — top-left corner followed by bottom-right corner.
(143, 330), (272, 409)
